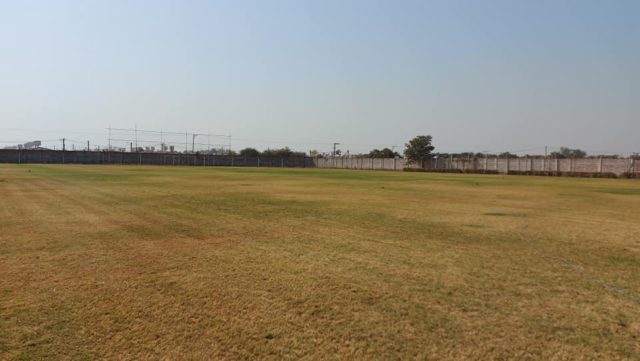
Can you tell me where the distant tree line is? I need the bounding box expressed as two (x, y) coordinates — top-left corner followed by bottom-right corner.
(550, 147), (587, 159)
(367, 148), (401, 158)
(221, 139), (627, 162)
(237, 147), (306, 158)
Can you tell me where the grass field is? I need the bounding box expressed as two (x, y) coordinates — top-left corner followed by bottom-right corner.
(1, 164), (639, 360)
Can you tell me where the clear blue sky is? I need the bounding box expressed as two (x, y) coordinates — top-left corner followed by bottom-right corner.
(1, 0), (638, 154)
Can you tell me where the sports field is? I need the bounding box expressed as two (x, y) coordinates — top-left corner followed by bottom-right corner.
(1, 164), (639, 360)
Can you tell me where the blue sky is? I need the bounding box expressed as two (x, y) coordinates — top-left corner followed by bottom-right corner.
(0, 0), (638, 154)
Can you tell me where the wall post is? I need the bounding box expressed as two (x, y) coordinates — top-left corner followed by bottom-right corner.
(570, 158), (574, 173)
(598, 157), (603, 174)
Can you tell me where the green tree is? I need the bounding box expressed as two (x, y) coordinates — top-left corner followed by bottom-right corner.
(404, 135), (435, 163)
(238, 147), (260, 157)
(368, 148), (400, 158)
(498, 152), (518, 159)
(550, 147), (587, 159)
(261, 147), (306, 158)
(309, 150), (323, 158)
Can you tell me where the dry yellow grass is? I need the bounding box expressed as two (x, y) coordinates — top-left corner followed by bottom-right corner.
(1, 164), (639, 360)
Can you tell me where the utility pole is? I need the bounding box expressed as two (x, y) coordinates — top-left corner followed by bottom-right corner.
(134, 124), (138, 152)
(333, 142), (340, 157)
(192, 134), (197, 153)
(62, 138), (66, 151)
(87, 140), (90, 151)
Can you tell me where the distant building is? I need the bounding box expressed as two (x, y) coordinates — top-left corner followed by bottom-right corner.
(3, 140), (41, 150)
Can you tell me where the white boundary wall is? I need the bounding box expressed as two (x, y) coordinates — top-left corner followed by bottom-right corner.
(316, 157), (639, 176)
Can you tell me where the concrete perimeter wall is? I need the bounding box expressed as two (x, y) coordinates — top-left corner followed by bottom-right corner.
(317, 156), (639, 177)
(315, 157), (409, 171)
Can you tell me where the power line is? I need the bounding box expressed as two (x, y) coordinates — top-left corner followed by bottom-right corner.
(0, 127), (106, 136)
(107, 127), (228, 138)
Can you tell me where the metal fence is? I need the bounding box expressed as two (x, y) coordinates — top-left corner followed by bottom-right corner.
(0, 149), (315, 168)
